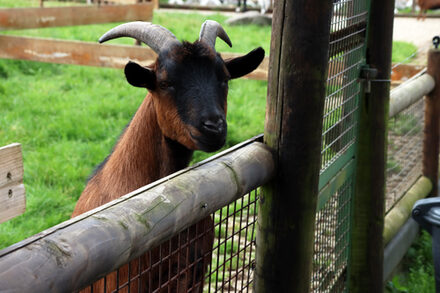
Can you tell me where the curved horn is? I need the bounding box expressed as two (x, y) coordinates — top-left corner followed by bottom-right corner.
(99, 21), (180, 54)
(199, 20), (232, 49)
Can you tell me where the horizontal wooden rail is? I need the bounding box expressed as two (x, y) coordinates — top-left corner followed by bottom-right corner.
(389, 73), (435, 118)
(0, 3), (154, 30)
(383, 176), (432, 245)
(0, 141), (274, 293)
(0, 35), (269, 80)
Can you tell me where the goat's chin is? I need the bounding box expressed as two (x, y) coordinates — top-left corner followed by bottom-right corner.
(191, 134), (226, 153)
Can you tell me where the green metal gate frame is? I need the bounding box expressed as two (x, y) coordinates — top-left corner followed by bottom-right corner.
(313, 0), (371, 291)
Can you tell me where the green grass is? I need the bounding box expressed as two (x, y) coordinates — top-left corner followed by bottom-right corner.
(0, 0), (83, 7)
(386, 230), (435, 293)
(392, 41), (418, 64)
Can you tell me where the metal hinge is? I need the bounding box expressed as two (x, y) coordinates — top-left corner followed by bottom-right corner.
(359, 65), (378, 93)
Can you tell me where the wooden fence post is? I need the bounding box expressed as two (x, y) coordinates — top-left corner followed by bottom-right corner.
(254, 0), (333, 291)
(423, 47), (440, 196)
(348, 0), (395, 292)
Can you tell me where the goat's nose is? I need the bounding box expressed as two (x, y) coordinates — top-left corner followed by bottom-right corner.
(202, 118), (225, 134)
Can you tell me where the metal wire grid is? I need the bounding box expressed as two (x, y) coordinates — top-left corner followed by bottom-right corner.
(386, 98), (424, 213)
(80, 189), (259, 293)
(321, 0), (367, 172)
(204, 189), (258, 292)
(311, 178), (353, 293)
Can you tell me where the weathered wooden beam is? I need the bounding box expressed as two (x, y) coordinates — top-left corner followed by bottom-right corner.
(255, 0), (332, 291)
(383, 176), (432, 245)
(423, 48), (440, 197)
(0, 141), (274, 293)
(0, 3), (154, 30)
(0, 35), (269, 80)
(389, 73), (435, 118)
(0, 143), (26, 224)
(0, 35), (157, 68)
(348, 0), (395, 291)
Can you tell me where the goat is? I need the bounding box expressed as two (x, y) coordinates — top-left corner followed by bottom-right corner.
(71, 20), (264, 292)
(417, 0), (440, 20)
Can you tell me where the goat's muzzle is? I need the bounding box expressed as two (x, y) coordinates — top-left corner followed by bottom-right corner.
(191, 118), (227, 152)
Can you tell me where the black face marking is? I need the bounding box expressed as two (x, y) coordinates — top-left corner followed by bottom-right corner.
(156, 42), (229, 152)
(123, 40), (265, 153)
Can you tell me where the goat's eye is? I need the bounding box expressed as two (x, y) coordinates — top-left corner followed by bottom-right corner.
(159, 81), (173, 90)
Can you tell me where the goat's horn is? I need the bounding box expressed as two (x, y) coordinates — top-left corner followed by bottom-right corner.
(199, 20), (232, 49)
(99, 21), (180, 54)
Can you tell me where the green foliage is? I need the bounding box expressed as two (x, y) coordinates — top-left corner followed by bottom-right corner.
(392, 41), (418, 64)
(386, 231), (435, 293)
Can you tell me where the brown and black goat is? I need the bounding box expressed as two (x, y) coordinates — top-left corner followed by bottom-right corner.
(417, 0), (440, 20)
(72, 20), (264, 292)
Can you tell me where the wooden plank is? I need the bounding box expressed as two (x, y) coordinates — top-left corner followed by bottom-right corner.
(0, 3), (154, 30)
(0, 35), (157, 68)
(0, 142), (274, 293)
(0, 35), (269, 80)
(0, 143), (25, 223)
(0, 185), (26, 224)
(348, 0), (394, 291)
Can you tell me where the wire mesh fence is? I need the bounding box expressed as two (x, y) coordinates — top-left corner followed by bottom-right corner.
(312, 178), (353, 293)
(321, 0), (367, 171)
(314, 0), (368, 292)
(80, 1), (371, 292)
(79, 188), (259, 293)
(386, 97), (425, 213)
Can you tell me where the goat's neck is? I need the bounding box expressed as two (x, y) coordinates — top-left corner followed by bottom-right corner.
(92, 94), (193, 202)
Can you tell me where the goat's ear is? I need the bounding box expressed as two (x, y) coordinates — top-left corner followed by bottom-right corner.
(124, 61), (156, 90)
(225, 47), (265, 79)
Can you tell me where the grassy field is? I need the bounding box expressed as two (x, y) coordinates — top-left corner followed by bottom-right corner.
(392, 41), (418, 64)
(0, 8), (270, 248)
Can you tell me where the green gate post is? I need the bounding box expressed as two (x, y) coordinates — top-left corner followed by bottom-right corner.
(254, 0), (333, 291)
(349, 0), (395, 292)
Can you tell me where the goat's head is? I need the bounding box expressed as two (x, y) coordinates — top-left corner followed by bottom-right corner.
(99, 21), (264, 152)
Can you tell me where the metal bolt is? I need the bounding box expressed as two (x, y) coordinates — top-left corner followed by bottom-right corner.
(201, 203), (208, 209)
(8, 189), (12, 198)
(413, 208), (420, 216)
(433, 36), (440, 49)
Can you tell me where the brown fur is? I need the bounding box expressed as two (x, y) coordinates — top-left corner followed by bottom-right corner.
(71, 38), (264, 293)
(72, 93), (213, 292)
(417, 0), (440, 20)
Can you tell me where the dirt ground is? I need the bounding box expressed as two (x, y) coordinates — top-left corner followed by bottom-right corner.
(393, 16), (440, 64)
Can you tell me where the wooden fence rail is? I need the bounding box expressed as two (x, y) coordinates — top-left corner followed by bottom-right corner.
(0, 141), (274, 293)
(383, 48), (440, 283)
(0, 3), (154, 30)
(389, 72), (435, 118)
(0, 35), (270, 80)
